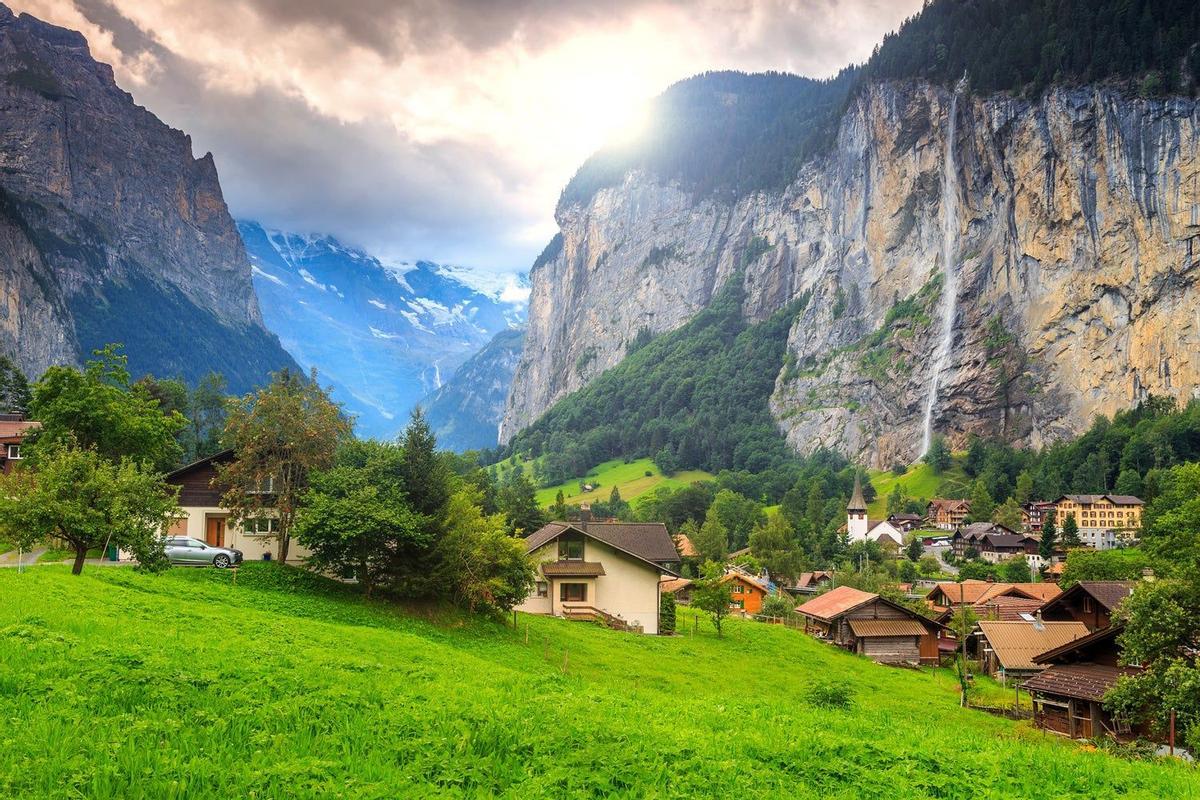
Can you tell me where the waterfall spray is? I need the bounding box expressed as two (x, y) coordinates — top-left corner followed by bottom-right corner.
(918, 77), (966, 459)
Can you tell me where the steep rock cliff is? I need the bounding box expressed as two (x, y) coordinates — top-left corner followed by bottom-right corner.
(503, 81), (1200, 466)
(0, 6), (294, 390)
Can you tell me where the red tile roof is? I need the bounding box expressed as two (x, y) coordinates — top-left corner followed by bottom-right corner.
(847, 618), (929, 637)
(795, 585), (877, 621)
(0, 419), (39, 441)
(976, 620), (1090, 671)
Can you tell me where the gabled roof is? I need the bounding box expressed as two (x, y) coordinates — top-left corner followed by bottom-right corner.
(165, 448), (236, 481)
(928, 498), (970, 512)
(660, 577), (693, 594)
(959, 521), (1018, 539)
(1021, 663), (1141, 702)
(980, 533), (1037, 549)
(795, 585), (878, 621)
(524, 521), (679, 575)
(970, 596), (1046, 622)
(796, 571), (833, 588)
(673, 534), (698, 558)
(1040, 581), (1135, 616)
(0, 418), (38, 442)
(976, 620), (1090, 671)
(929, 579), (994, 605)
(1033, 623), (1125, 665)
(721, 571), (770, 594)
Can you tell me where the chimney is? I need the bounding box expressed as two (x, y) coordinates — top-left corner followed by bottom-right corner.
(1033, 610), (1045, 631)
(579, 503), (591, 531)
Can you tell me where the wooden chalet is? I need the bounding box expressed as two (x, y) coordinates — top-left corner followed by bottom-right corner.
(1038, 581), (1135, 632)
(796, 585), (943, 665)
(926, 580), (1061, 614)
(975, 619), (1090, 683)
(1023, 625), (1146, 741)
(887, 513), (924, 533)
(926, 498), (970, 530)
(659, 576), (693, 605)
(0, 413), (39, 474)
(1020, 501), (1056, 533)
(793, 571), (834, 594)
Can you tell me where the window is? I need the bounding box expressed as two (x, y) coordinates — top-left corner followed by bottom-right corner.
(6, 444), (19, 460)
(559, 583), (587, 602)
(244, 517), (278, 535)
(536, 581), (548, 598)
(248, 476), (276, 495)
(558, 534), (584, 560)
(1082, 597), (1093, 613)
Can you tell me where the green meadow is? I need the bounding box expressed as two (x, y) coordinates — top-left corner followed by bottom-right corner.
(0, 564), (1194, 798)
(866, 460), (972, 519)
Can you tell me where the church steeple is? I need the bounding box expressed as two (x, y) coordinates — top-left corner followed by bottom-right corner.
(846, 472), (869, 542)
(847, 473), (867, 513)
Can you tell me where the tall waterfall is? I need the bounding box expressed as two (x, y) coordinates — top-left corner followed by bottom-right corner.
(918, 80), (965, 459)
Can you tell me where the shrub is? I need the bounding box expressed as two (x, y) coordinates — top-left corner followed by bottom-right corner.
(805, 679), (854, 710)
(659, 592), (677, 634)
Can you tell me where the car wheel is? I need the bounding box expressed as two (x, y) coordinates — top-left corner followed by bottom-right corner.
(213, 554), (231, 569)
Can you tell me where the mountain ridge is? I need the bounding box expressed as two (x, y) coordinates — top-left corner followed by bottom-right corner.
(0, 3), (296, 391)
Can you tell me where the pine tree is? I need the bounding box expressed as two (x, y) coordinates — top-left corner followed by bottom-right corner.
(905, 535), (923, 562)
(1060, 512), (1081, 548)
(1039, 518), (1058, 560)
(925, 435), (952, 474)
(399, 408), (450, 518)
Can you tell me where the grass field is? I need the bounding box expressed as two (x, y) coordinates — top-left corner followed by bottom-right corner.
(866, 460), (972, 518)
(529, 457), (713, 507)
(0, 564), (1195, 798)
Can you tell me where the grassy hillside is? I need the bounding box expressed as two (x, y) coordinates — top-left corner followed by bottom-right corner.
(866, 459), (972, 519)
(532, 457), (712, 507)
(1, 565), (1195, 798)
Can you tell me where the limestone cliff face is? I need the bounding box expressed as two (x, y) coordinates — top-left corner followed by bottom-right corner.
(0, 6), (294, 390)
(502, 81), (1200, 466)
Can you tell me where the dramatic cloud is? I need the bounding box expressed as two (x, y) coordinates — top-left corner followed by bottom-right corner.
(9, 0), (921, 269)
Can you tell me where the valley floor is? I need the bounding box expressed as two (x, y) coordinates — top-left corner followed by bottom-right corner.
(0, 565), (1194, 798)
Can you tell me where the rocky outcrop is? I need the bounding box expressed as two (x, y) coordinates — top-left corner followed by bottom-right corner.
(0, 5), (295, 390)
(503, 81), (1200, 466)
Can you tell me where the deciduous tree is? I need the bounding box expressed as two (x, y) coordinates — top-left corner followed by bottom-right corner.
(691, 563), (733, 637)
(29, 345), (185, 471)
(0, 442), (177, 575)
(218, 368), (351, 563)
(434, 487), (535, 613)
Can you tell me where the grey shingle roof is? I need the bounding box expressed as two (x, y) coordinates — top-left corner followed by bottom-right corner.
(524, 521), (679, 569)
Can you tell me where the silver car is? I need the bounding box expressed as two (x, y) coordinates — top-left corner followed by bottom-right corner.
(165, 537), (243, 569)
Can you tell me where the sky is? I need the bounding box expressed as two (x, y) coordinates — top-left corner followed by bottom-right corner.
(10, 0), (922, 272)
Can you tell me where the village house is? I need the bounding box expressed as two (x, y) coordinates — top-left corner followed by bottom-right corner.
(1050, 495), (1144, 550)
(1022, 624), (1147, 741)
(926, 498), (971, 530)
(1020, 501), (1056, 533)
(796, 585), (944, 665)
(0, 413), (38, 474)
(659, 576), (693, 605)
(1038, 581), (1135, 632)
(517, 515), (679, 634)
(887, 513), (924, 533)
(976, 531), (1041, 564)
(926, 580), (1061, 614)
(951, 521), (1017, 558)
(793, 571), (834, 594)
(164, 450), (308, 564)
(974, 618), (1090, 684)
(722, 568), (775, 615)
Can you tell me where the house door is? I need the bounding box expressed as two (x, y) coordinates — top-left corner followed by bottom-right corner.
(206, 517), (226, 547)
